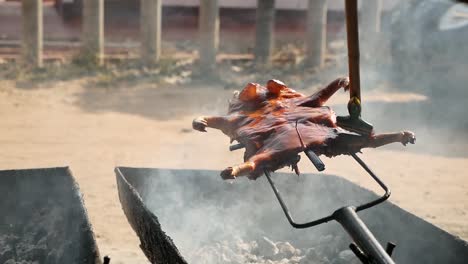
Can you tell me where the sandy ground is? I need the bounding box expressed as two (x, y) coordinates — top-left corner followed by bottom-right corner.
(0, 79), (467, 263)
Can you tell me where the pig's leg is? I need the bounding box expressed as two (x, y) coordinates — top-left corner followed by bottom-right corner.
(330, 131), (416, 154)
(366, 131), (416, 148)
(299, 77), (349, 107)
(192, 116), (229, 132)
(342, 131), (416, 154)
(220, 152), (272, 180)
(220, 161), (256, 180)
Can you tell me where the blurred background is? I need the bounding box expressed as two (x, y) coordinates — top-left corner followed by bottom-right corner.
(0, 0), (467, 263)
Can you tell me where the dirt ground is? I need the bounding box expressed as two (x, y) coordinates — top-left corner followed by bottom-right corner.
(1, 77), (467, 263)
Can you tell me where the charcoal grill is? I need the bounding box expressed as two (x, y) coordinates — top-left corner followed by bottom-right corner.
(115, 167), (468, 264)
(0, 167), (100, 264)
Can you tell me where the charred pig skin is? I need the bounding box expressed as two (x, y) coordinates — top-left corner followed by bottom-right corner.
(193, 77), (415, 180)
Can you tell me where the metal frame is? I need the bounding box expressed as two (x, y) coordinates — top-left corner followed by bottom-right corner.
(263, 153), (390, 229)
(263, 151), (395, 264)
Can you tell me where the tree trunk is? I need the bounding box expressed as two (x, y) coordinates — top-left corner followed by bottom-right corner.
(198, 0), (219, 73)
(361, 0), (382, 34)
(21, 0), (43, 68)
(360, 0), (382, 62)
(82, 0), (104, 65)
(254, 0), (275, 67)
(305, 0), (327, 68)
(141, 0), (162, 65)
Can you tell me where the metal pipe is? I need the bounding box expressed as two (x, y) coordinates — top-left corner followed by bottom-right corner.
(229, 143), (245, 151)
(304, 149), (325, 171)
(333, 207), (395, 264)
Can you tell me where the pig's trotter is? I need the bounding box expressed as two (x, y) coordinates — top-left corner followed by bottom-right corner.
(338, 76), (350, 92)
(220, 162), (256, 180)
(220, 167), (235, 180)
(192, 117), (208, 132)
(401, 131), (416, 146)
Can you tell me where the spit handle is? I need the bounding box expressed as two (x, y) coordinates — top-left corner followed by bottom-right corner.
(346, 0), (361, 103)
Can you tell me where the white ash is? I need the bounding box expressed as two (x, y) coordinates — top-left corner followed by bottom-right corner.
(187, 236), (361, 264)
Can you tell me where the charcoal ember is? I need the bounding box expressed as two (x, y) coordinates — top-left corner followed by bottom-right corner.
(271, 241), (303, 262)
(313, 235), (343, 258)
(190, 242), (245, 264)
(300, 248), (330, 264)
(233, 237), (256, 254)
(0, 243), (14, 263)
(0, 195), (94, 263)
(45, 251), (59, 263)
(289, 256), (303, 263)
(189, 237), (312, 264)
(318, 235), (334, 245)
(276, 241), (298, 259)
(15, 242), (47, 262)
(0, 169), (98, 264)
(330, 249), (358, 264)
(257, 237), (279, 258)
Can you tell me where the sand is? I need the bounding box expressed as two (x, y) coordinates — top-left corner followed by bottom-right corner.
(0, 79), (467, 263)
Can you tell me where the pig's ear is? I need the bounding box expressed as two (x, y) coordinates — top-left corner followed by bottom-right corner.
(239, 83), (259, 101)
(266, 79), (286, 96)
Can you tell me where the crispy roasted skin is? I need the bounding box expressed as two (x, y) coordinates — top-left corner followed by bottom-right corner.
(193, 77), (415, 180)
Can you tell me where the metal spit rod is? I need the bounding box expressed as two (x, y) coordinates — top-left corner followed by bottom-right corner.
(333, 207), (395, 264)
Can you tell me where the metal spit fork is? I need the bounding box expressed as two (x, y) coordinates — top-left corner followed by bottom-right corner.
(230, 141), (396, 264)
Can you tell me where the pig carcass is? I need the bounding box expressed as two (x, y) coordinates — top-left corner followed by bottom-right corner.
(193, 77), (415, 179)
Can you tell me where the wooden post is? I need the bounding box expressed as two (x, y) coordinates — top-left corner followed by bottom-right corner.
(345, 0), (361, 101)
(360, 0), (382, 62)
(305, 0), (327, 68)
(199, 0), (219, 73)
(254, 0), (275, 66)
(141, 0), (162, 65)
(361, 0), (382, 34)
(82, 0), (104, 65)
(21, 0), (43, 68)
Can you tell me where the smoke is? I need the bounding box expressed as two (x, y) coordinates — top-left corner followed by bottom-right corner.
(355, 0), (468, 158)
(141, 3), (468, 260)
(117, 1), (468, 263)
(123, 167), (468, 264)
(131, 5), (468, 262)
(136, 169), (356, 263)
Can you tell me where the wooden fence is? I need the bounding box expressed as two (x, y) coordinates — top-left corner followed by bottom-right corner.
(20, 0), (381, 70)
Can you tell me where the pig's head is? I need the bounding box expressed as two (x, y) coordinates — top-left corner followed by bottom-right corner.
(227, 80), (302, 114)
